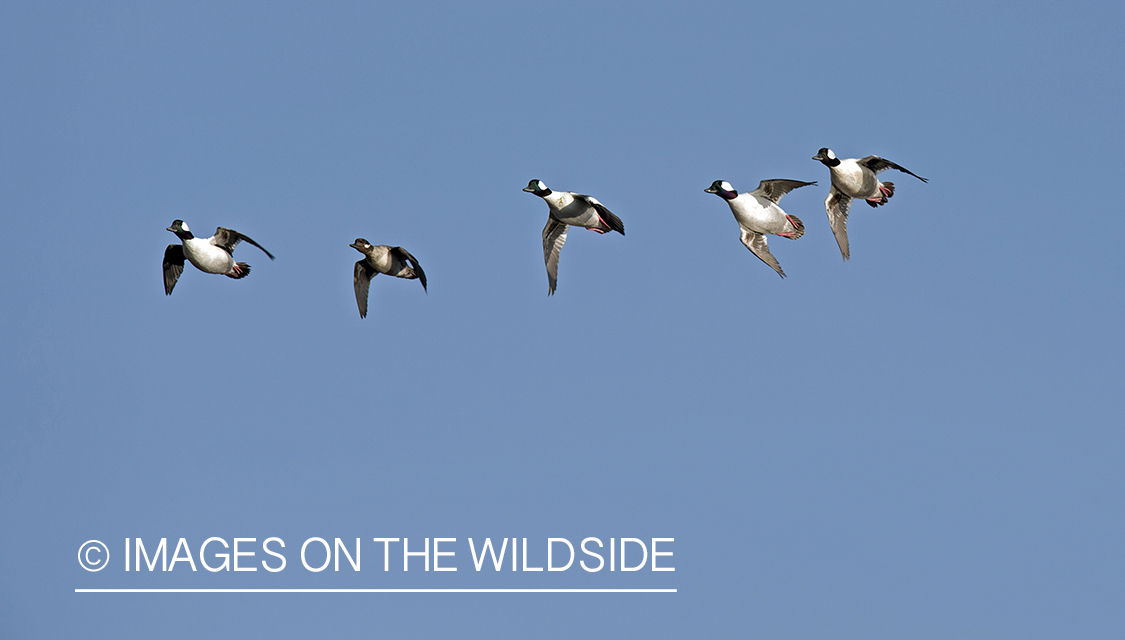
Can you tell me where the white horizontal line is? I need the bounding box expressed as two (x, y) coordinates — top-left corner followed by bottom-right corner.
(76, 588), (675, 593)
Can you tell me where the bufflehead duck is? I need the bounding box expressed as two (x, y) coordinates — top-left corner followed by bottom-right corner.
(163, 220), (275, 295)
(705, 179), (815, 278)
(812, 148), (928, 260)
(349, 239), (427, 318)
(523, 179), (624, 295)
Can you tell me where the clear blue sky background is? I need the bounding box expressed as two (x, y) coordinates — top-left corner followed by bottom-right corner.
(3, 1), (1124, 637)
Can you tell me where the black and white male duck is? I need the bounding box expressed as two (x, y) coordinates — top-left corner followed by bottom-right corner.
(162, 220), (275, 295)
(812, 148), (928, 261)
(522, 179), (624, 296)
(705, 179), (815, 278)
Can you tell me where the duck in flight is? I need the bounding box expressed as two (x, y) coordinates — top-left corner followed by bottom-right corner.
(162, 220), (275, 295)
(523, 179), (624, 295)
(349, 239), (427, 318)
(812, 148), (928, 261)
(705, 179), (815, 278)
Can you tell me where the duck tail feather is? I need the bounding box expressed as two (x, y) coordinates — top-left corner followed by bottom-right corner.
(787, 214), (805, 239)
(225, 262), (252, 279)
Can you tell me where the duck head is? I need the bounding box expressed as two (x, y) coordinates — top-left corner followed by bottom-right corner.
(166, 219), (194, 240)
(350, 238), (373, 253)
(522, 179), (551, 197)
(812, 148), (840, 167)
(704, 180), (737, 200)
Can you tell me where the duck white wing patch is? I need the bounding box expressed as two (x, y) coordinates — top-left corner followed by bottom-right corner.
(542, 217), (570, 296)
(740, 228), (785, 278)
(825, 187), (852, 261)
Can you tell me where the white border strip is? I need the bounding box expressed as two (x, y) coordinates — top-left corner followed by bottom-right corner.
(76, 588), (675, 593)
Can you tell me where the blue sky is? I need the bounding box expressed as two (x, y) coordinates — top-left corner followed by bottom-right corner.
(2, 1), (1124, 637)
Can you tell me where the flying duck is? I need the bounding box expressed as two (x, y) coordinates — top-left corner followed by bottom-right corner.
(705, 179), (815, 278)
(522, 179), (625, 295)
(349, 239), (427, 318)
(163, 220), (275, 295)
(812, 148), (928, 261)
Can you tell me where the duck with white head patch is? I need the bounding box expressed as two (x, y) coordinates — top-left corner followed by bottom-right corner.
(522, 179), (625, 295)
(162, 220), (275, 295)
(349, 239), (427, 319)
(812, 148), (928, 261)
(705, 179), (815, 278)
